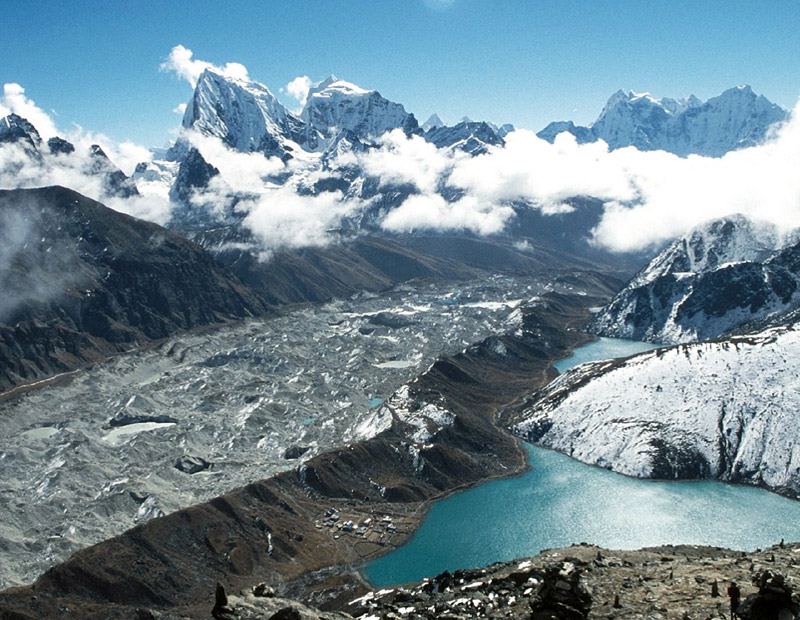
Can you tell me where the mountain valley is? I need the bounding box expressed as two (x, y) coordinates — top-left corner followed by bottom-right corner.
(1, 57), (800, 620)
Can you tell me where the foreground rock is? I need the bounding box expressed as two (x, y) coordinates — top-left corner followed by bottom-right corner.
(99, 543), (800, 620)
(344, 542), (800, 620)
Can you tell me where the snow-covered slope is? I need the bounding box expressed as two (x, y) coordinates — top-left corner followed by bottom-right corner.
(301, 74), (418, 142)
(591, 215), (800, 344)
(183, 69), (312, 159)
(512, 324), (800, 497)
(538, 86), (787, 157)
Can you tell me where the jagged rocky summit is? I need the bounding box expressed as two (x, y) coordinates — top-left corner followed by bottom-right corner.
(590, 214), (800, 344)
(538, 85), (788, 157)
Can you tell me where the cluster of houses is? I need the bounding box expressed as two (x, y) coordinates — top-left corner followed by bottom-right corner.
(316, 507), (399, 541)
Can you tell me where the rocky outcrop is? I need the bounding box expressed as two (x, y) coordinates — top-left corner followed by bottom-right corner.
(347, 556), (592, 620)
(351, 543), (800, 620)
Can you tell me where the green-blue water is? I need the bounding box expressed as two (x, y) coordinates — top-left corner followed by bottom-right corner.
(553, 337), (662, 373)
(364, 337), (800, 587)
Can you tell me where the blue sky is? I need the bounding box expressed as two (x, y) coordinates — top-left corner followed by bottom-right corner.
(2, 0), (800, 147)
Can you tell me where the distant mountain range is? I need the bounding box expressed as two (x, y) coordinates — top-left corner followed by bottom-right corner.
(2, 73), (788, 244)
(538, 85), (787, 157)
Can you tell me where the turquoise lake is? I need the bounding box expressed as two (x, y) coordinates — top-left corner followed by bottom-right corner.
(365, 337), (800, 587)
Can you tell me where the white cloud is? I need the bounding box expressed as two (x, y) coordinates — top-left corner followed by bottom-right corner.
(241, 187), (361, 259)
(285, 75), (313, 106)
(160, 45), (250, 88)
(177, 130), (364, 255)
(0, 138), (172, 225)
(382, 193), (514, 236)
(337, 103), (800, 252)
(173, 102), (187, 115)
(1, 83), (59, 140)
(0, 84), (173, 226)
(448, 130), (638, 210)
(353, 129), (455, 194)
(184, 129), (285, 193)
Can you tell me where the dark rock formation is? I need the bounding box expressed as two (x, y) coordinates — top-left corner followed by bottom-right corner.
(283, 446), (310, 461)
(0, 186), (267, 393)
(169, 146), (220, 206)
(47, 136), (75, 155)
(0, 113), (41, 151)
(174, 455), (213, 474)
(88, 144), (140, 198)
(738, 570), (800, 620)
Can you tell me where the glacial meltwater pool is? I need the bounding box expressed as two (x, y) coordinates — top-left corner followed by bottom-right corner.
(365, 337), (800, 586)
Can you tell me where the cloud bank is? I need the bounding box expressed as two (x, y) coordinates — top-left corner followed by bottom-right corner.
(182, 129), (364, 256)
(340, 103), (800, 252)
(5, 59), (800, 260)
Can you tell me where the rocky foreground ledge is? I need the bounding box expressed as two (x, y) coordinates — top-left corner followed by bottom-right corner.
(140, 542), (800, 620)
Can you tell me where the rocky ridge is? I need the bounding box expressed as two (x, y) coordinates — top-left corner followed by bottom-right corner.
(0, 186), (266, 392)
(590, 214), (800, 344)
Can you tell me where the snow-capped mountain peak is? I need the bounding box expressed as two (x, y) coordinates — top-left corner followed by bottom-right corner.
(590, 214), (800, 344)
(306, 75), (370, 99)
(300, 74), (418, 142)
(181, 68), (308, 159)
(630, 214), (781, 288)
(422, 113), (445, 131)
(539, 85), (787, 157)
